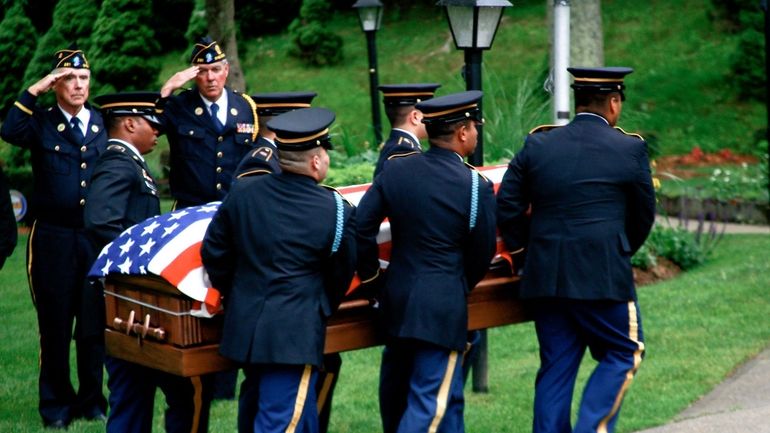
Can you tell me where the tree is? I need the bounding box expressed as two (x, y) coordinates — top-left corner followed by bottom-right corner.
(205, 0), (246, 92)
(23, 0), (99, 91)
(89, 0), (161, 93)
(570, 0), (603, 67)
(0, 1), (38, 120)
(288, 0), (344, 67)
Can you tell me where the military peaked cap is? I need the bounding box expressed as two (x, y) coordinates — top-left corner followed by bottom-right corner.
(94, 92), (162, 128)
(379, 83), (441, 106)
(267, 107), (335, 151)
(568, 66), (633, 93)
(417, 90), (483, 126)
(251, 91), (317, 117)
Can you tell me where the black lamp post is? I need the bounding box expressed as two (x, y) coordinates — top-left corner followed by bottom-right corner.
(353, 0), (384, 147)
(438, 0), (512, 167)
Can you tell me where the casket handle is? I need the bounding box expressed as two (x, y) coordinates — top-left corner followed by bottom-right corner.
(113, 311), (167, 343)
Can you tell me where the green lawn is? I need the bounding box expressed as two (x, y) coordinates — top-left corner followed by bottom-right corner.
(1, 233), (769, 432)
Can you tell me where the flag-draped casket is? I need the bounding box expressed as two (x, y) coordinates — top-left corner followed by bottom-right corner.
(89, 165), (527, 376)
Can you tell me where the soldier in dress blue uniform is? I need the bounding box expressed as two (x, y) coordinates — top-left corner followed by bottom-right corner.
(158, 36), (258, 209)
(496, 67), (656, 433)
(234, 91), (316, 178)
(356, 91), (497, 433)
(202, 107), (356, 433)
(0, 45), (108, 428)
(373, 83), (440, 178)
(85, 92), (214, 433)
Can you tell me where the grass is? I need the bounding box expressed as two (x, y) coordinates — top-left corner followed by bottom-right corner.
(1, 234), (769, 432)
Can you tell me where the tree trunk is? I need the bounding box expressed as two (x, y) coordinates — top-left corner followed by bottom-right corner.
(205, 0), (245, 92)
(570, 0), (604, 67)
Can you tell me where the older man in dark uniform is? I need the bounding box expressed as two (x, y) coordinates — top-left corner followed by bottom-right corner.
(373, 83), (440, 178)
(85, 92), (214, 433)
(0, 45), (107, 428)
(202, 107), (356, 433)
(234, 91), (316, 178)
(496, 67), (656, 433)
(357, 91), (497, 433)
(159, 36), (258, 209)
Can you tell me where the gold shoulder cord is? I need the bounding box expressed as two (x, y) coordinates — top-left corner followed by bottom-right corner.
(240, 93), (259, 142)
(614, 126), (644, 141)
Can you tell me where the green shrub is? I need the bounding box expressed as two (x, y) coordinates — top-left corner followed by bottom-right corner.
(185, 0), (207, 43)
(288, 0), (344, 67)
(89, 0), (161, 93)
(631, 242), (657, 270)
(236, 0), (302, 38)
(636, 225), (711, 271)
(0, 1), (37, 120)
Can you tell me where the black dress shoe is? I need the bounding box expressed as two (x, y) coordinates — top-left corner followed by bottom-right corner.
(79, 409), (108, 422)
(44, 419), (69, 430)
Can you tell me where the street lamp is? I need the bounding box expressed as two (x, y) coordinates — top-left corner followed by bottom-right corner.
(438, 0), (512, 167)
(353, 0), (384, 146)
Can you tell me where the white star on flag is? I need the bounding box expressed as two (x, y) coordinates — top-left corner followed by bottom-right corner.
(169, 210), (189, 221)
(118, 257), (132, 274)
(139, 238), (156, 256)
(197, 204), (219, 213)
(142, 220), (161, 236)
(119, 238), (135, 256)
(101, 259), (113, 276)
(163, 222), (180, 238)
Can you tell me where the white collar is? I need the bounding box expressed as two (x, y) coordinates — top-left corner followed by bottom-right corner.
(58, 105), (91, 128)
(199, 91), (228, 110)
(110, 138), (145, 162)
(576, 112), (610, 125)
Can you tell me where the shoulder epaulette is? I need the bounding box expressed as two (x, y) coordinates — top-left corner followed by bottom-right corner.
(321, 185), (353, 206)
(464, 162), (491, 183)
(251, 146), (275, 161)
(528, 124), (562, 134)
(387, 151), (419, 160)
(239, 92), (259, 142)
(106, 144), (126, 152)
(614, 126), (644, 141)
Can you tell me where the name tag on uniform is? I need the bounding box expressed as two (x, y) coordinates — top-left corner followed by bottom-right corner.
(237, 123), (255, 134)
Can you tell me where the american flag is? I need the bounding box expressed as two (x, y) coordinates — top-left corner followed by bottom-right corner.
(88, 165), (510, 314)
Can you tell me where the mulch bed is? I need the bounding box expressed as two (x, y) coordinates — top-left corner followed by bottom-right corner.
(634, 257), (682, 287)
(655, 147), (758, 180)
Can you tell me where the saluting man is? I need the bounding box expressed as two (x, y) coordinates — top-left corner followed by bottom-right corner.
(159, 36), (258, 209)
(356, 91), (497, 433)
(202, 107), (357, 433)
(234, 91), (316, 178)
(84, 91), (214, 433)
(373, 83), (440, 178)
(496, 67), (656, 433)
(0, 44), (107, 428)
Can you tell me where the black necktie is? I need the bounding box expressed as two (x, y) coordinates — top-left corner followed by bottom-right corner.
(210, 103), (224, 133)
(70, 118), (84, 143)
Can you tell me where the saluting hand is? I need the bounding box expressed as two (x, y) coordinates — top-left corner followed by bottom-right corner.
(28, 70), (71, 96)
(160, 66), (200, 98)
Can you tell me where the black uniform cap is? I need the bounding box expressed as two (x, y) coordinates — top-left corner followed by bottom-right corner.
(190, 36), (227, 65)
(94, 92), (163, 128)
(251, 91), (317, 117)
(267, 107), (335, 151)
(379, 83), (441, 106)
(52, 43), (89, 70)
(417, 90), (483, 126)
(568, 66), (633, 94)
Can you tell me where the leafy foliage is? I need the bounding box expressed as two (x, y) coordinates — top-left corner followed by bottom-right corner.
(89, 0), (161, 93)
(0, 1), (37, 120)
(235, 0), (302, 38)
(185, 0), (207, 43)
(288, 0), (344, 67)
(22, 0), (98, 91)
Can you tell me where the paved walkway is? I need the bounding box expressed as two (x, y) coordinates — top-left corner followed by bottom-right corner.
(634, 218), (769, 433)
(655, 215), (770, 235)
(633, 347), (770, 433)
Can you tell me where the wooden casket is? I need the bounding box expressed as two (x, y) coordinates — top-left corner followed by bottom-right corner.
(103, 265), (528, 377)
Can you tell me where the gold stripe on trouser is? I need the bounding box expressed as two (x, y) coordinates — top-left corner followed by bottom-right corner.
(428, 351), (459, 433)
(316, 371), (335, 414)
(189, 376), (203, 433)
(597, 301), (646, 433)
(26, 220), (37, 307)
(286, 365), (313, 433)
(171, 200), (179, 212)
